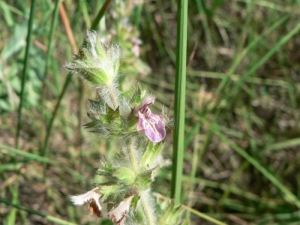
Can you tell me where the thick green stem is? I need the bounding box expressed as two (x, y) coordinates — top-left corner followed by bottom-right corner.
(171, 0), (188, 204)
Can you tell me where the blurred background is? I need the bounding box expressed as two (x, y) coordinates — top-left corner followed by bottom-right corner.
(1, 0), (300, 224)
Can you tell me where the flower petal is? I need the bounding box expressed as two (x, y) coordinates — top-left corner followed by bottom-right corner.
(69, 187), (102, 217)
(137, 111), (166, 143)
(134, 96), (155, 116)
(108, 196), (134, 225)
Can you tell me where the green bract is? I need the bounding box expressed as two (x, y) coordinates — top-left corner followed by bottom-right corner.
(85, 99), (133, 137)
(158, 200), (188, 225)
(65, 31), (120, 86)
(113, 167), (136, 185)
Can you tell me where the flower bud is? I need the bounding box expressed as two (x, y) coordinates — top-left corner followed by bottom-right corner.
(65, 31), (120, 86)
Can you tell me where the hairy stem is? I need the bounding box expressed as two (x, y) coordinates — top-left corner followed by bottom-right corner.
(127, 141), (156, 225)
(126, 135), (156, 225)
(124, 117), (155, 225)
(140, 194), (155, 225)
(108, 85), (119, 109)
(127, 142), (138, 172)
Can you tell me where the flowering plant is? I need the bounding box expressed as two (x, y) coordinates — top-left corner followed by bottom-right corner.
(66, 31), (187, 225)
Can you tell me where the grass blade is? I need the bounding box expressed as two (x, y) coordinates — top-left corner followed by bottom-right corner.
(211, 123), (300, 208)
(171, 0), (188, 204)
(264, 138), (300, 153)
(15, 0), (37, 148)
(229, 17), (300, 106)
(91, 0), (112, 30)
(42, 0), (60, 83)
(11, 0), (36, 224)
(0, 197), (77, 225)
(181, 204), (226, 225)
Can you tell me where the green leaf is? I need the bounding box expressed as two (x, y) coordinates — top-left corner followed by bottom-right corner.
(0, 1), (14, 27)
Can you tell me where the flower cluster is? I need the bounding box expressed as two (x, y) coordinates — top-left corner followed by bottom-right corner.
(67, 31), (185, 225)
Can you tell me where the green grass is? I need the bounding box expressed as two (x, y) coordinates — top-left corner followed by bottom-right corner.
(171, 0), (188, 204)
(1, 0), (300, 224)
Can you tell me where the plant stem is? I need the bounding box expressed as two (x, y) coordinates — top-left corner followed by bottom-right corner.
(140, 194), (155, 225)
(91, 0), (112, 30)
(40, 0), (60, 154)
(15, 0), (37, 149)
(171, 0), (188, 204)
(59, 3), (78, 53)
(43, 0), (60, 84)
(181, 204), (227, 225)
(127, 142), (138, 172)
(127, 141), (156, 225)
(41, 74), (72, 157)
(12, 0), (36, 224)
(108, 85), (119, 109)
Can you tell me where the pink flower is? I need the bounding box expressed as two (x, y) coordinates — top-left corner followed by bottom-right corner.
(131, 37), (142, 57)
(134, 96), (166, 143)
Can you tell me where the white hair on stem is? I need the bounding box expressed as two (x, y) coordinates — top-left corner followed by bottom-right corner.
(139, 189), (157, 225)
(98, 82), (120, 110)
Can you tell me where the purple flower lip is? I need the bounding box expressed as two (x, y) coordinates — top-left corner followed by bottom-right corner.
(133, 96), (155, 116)
(134, 96), (166, 143)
